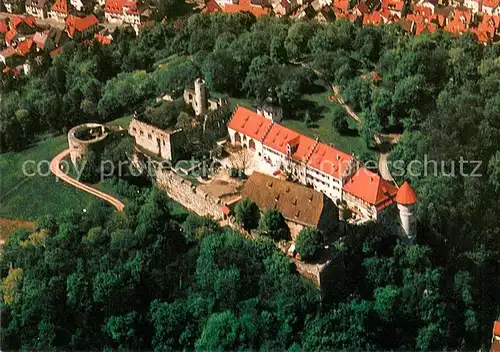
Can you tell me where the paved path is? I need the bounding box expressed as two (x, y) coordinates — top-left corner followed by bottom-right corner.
(50, 149), (125, 212)
(331, 85), (362, 124)
(378, 151), (393, 182)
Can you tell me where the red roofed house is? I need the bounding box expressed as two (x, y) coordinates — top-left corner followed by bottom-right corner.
(94, 33), (113, 45)
(25, 0), (47, 19)
(223, 0), (270, 17)
(65, 14), (99, 39)
(363, 11), (383, 26)
(342, 167), (398, 220)
(48, 0), (69, 22)
(227, 106), (273, 155)
(483, 0), (500, 15)
(381, 0), (404, 16)
(203, 0), (223, 13)
(104, 0), (142, 25)
(10, 16), (37, 33)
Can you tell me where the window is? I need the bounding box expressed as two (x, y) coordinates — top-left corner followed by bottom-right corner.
(139, 130), (144, 136)
(148, 134), (152, 140)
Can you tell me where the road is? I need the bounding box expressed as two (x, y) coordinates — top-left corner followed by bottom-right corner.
(50, 149), (125, 212)
(331, 84), (362, 124)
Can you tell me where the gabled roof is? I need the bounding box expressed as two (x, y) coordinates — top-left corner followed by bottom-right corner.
(0, 19), (8, 33)
(51, 0), (68, 14)
(415, 22), (437, 34)
(224, 0), (270, 17)
(94, 33), (112, 44)
(395, 181), (418, 205)
(483, 0), (499, 8)
(16, 38), (34, 56)
(356, 1), (369, 14)
(11, 15), (36, 29)
(262, 124), (317, 162)
(5, 28), (18, 45)
(228, 106), (273, 142)
(307, 141), (352, 179)
(202, 0), (222, 14)
(453, 7), (472, 23)
(65, 14), (99, 35)
(242, 172), (336, 228)
(363, 11), (383, 25)
(381, 0), (404, 11)
(334, 0), (350, 12)
(343, 167), (398, 208)
(105, 0), (140, 15)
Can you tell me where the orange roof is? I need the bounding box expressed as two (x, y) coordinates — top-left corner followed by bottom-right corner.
(94, 33), (112, 44)
(227, 106), (272, 141)
(483, 0), (499, 8)
(5, 28), (17, 44)
(203, 0), (222, 13)
(15, 38), (34, 56)
(334, 0), (349, 12)
(445, 18), (467, 33)
(105, 0), (140, 15)
(395, 181), (418, 205)
(262, 124), (316, 162)
(221, 205), (231, 215)
(454, 8), (472, 24)
(363, 11), (383, 26)
(343, 168), (398, 208)
(494, 321), (500, 336)
(51, 0), (69, 14)
(482, 14), (500, 28)
(307, 141), (352, 179)
(413, 5), (432, 17)
(0, 19), (8, 33)
(65, 14), (99, 34)
(224, 0), (269, 17)
(431, 13), (445, 27)
(416, 22), (437, 35)
(11, 16), (36, 29)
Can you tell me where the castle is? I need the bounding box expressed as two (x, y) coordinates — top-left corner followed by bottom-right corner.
(226, 105), (418, 241)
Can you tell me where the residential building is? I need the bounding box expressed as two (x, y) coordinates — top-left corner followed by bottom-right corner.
(65, 14), (99, 38)
(104, 0), (142, 25)
(25, 0), (47, 19)
(48, 0), (69, 22)
(222, 0), (270, 16)
(241, 172), (339, 238)
(342, 167), (398, 220)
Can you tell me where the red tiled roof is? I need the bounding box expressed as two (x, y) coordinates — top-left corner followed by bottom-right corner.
(413, 5), (432, 17)
(494, 321), (500, 336)
(0, 47), (17, 59)
(431, 13), (445, 26)
(0, 19), (8, 33)
(395, 181), (418, 205)
(307, 141), (352, 179)
(228, 106), (272, 142)
(10, 15), (36, 29)
(224, 0), (269, 17)
(453, 7), (472, 24)
(5, 29), (18, 45)
(334, 0), (349, 12)
(65, 14), (99, 34)
(33, 31), (48, 49)
(482, 14), (500, 28)
(51, 0), (69, 14)
(105, 0), (141, 15)
(356, 1), (369, 14)
(363, 11), (383, 26)
(16, 38), (34, 56)
(94, 33), (112, 44)
(343, 168), (398, 207)
(262, 124), (316, 162)
(416, 22), (437, 35)
(221, 205), (231, 216)
(203, 0), (222, 13)
(483, 0), (499, 8)
(445, 18), (467, 33)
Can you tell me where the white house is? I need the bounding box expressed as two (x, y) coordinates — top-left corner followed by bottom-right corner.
(25, 0), (47, 19)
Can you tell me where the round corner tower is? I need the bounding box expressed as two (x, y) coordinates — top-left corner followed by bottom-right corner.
(395, 181), (418, 242)
(194, 78), (207, 116)
(68, 123), (109, 165)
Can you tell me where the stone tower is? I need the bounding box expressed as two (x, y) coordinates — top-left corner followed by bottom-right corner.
(395, 181), (418, 242)
(194, 78), (207, 116)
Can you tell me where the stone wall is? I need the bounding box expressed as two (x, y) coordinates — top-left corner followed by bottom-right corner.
(129, 119), (183, 161)
(68, 123), (109, 165)
(154, 167), (224, 220)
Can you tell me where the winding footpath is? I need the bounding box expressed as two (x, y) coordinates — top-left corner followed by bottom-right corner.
(50, 149), (125, 212)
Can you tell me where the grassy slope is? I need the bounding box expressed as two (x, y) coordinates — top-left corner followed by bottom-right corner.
(0, 135), (95, 220)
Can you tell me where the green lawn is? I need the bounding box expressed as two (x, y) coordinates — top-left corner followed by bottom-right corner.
(281, 90), (374, 159)
(0, 135), (95, 220)
(107, 115), (133, 129)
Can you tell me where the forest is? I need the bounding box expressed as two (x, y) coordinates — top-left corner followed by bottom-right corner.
(1, 10), (500, 351)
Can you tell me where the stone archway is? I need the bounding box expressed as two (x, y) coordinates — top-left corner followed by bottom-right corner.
(234, 132), (241, 145)
(248, 139), (256, 151)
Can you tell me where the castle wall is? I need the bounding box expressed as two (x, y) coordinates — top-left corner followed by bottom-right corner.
(68, 123), (109, 165)
(154, 167), (224, 219)
(129, 119), (183, 161)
